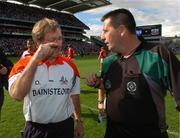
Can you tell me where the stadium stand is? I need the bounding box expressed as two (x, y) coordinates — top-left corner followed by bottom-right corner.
(90, 36), (106, 48)
(0, 0), (111, 56)
(90, 28), (180, 55)
(5, 0), (111, 13)
(162, 37), (180, 54)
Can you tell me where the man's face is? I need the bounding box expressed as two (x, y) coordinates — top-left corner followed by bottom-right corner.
(101, 18), (122, 53)
(27, 40), (35, 52)
(43, 28), (62, 58)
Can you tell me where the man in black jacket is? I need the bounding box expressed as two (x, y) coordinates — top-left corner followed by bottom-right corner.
(0, 48), (13, 116)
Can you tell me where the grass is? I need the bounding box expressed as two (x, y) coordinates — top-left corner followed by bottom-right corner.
(0, 55), (179, 138)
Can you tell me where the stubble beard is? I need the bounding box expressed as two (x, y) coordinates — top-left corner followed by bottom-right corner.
(49, 47), (61, 59)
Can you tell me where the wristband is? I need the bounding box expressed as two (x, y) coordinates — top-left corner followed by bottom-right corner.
(94, 83), (101, 88)
(75, 118), (83, 123)
(98, 100), (104, 104)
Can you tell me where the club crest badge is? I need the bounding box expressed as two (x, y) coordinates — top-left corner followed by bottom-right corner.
(59, 76), (68, 85)
(105, 79), (111, 89)
(127, 81), (136, 95)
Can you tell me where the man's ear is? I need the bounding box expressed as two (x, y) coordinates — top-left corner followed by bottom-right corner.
(118, 25), (126, 37)
(121, 30), (127, 37)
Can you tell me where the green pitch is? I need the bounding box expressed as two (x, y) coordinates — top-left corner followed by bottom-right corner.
(0, 55), (179, 138)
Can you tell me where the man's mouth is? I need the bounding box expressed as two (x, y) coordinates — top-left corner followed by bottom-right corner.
(50, 45), (58, 48)
(105, 42), (109, 46)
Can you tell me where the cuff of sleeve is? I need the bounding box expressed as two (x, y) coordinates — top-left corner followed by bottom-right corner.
(98, 100), (104, 104)
(75, 118), (83, 123)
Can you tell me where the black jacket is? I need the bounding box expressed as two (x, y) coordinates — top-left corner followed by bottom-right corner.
(0, 49), (13, 90)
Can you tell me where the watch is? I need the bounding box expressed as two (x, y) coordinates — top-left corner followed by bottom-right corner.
(98, 100), (104, 104)
(75, 118), (83, 123)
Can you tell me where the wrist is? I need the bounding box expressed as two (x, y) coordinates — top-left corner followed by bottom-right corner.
(94, 78), (104, 89)
(31, 55), (41, 64)
(75, 118), (83, 123)
(98, 99), (104, 104)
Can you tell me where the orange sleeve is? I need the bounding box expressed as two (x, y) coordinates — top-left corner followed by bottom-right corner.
(9, 57), (30, 78)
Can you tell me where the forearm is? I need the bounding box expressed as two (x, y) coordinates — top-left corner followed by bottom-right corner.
(98, 89), (105, 102)
(10, 57), (39, 101)
(71, 94), (84, 138)
(71, 94), (82, 119)
(98, 89), (106, 112)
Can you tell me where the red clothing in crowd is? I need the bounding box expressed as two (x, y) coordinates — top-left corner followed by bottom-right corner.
(99, 48), (108, 60)
(67, 47), (75, 59)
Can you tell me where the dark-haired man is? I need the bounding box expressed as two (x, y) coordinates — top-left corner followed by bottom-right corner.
(86, 8), (180, 138)
(21, 39), (36, 58)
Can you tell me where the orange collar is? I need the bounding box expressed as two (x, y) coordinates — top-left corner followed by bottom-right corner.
(39, 56), (64, 67)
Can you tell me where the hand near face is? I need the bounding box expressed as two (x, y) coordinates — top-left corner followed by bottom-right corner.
(34, 42), (59, 61)
(85, 73), (102, 88)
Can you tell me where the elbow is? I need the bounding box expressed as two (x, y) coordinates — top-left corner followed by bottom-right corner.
(9, 88), (24, 101)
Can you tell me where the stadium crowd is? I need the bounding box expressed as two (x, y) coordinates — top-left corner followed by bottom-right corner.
(0, 37), (100, 57)
(0, 1), (101, 57)
(0, 1), (179, 56)
(0, 1), (88, 28)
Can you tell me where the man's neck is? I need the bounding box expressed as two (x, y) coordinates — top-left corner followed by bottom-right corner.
(122, 39), (141, 57)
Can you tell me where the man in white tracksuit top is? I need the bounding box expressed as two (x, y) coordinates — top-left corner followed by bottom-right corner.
(8, 18), (83, 138)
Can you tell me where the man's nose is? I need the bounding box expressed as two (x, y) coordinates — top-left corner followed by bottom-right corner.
(101, 34), (105, 42)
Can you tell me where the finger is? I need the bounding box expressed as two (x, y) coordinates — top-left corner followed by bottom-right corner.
(50, 44), (58, 48)
(91, 73), (99, 83)
(47, 42), (59, 48)
(86, 79), (95, 86)
(85, 75), (95, 86)
(77, 132), (83, 138)
(92, 73), (98, 81)
(74, 131), (78, 138)
(100, 108), (105, 114)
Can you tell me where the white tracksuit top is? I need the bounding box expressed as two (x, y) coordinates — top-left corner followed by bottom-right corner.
(9, 56), (80, 124)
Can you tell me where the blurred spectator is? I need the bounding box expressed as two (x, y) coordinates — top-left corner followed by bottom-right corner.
(0, 1), (101, 57)
(98, 47), (108, 72)
(0, 48), (13, 118)
(21, 39), (36, 58)
(67, 44), (76, 59)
